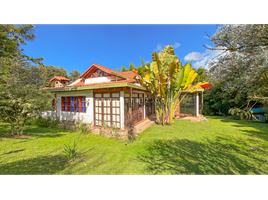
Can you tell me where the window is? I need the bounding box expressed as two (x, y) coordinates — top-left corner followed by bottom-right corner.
(61, 96), (86, 112)
(94, 93), (120, 128)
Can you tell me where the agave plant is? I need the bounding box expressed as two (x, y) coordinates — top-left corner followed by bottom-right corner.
(135, 45), (207, 126)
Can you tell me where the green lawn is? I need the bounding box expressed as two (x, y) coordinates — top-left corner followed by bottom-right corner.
(1, 116), (268, 175)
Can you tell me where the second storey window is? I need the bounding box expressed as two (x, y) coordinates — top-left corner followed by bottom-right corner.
(61, 96), (86, 112)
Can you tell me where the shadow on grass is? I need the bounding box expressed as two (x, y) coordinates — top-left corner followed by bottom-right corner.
(1, 149), (25, 156)
(0, 155), (69, 175)
(138, 138), (267, 175)
(0, 125), (71, 139)
(210, 116), (268, 142)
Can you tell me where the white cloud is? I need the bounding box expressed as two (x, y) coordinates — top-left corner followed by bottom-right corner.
(184, 45), (226, 69)
(154, 43), (163, 52)
(173, 42), (180, 48)
(184, 52), (206, 61)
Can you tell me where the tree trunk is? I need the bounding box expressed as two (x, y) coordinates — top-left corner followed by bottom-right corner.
(10, 122), (14, 135)
(20, 125), (25, 135)
(20, 119), (27, 135)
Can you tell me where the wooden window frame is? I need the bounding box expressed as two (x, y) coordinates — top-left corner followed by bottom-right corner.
(61, 96), (86, 113)
(93, 92), (121, 128)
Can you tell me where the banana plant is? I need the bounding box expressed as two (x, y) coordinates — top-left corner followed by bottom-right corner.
(134, 45), (208, 126)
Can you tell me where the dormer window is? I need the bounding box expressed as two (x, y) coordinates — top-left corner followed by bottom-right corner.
(56, 81), (58, 84)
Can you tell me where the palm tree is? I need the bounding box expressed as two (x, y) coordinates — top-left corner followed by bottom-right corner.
(134, 45), (207, 125)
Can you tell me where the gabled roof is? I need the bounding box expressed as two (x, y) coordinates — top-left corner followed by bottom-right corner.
(79, 63), (133, 79)
(50, 76), (70, 82)
(43, 79), (137, 90)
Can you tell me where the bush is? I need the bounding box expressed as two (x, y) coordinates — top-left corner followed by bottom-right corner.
(75, 122), (92, 134)
(34, 117), (52, 127)
(63, 132), (81, 160)
(263, 102), (268, 122)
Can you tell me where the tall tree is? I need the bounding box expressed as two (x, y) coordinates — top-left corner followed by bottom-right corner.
(0, 24), (43, 87)
(0, 84), (52, 135)
(206, 24), (268, 98)
(68, 70), (81, 83)
(135, 45), (207, 125)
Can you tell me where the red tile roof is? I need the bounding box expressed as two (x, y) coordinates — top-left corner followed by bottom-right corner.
(50, 76), (70, 82)
(79, 63), (133, 79)
(120, 71), (136, 79)
(185, 85), (203, 91)
(43, 79), (136, 90)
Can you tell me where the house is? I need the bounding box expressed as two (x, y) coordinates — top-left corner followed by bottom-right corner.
(43, 63), (205, 130)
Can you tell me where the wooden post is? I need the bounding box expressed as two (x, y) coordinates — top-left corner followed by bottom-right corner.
(130, 88), (132, 116)
(196, 93), (199, 117)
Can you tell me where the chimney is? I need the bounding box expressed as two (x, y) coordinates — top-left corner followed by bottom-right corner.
(49, 76), (70, 87)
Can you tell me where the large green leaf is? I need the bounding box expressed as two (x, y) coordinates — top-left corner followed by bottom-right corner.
(151, 52), (161, 74)
(183, 69), (195, 89)
(176, 68), (184, 90)
(181, 63), (191, 86)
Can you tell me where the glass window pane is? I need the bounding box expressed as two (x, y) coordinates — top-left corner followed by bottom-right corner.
(124, 93), (130, 97)
(103, 93), (110, 97)
(112, 93), (120, 97)
(117, 115), (120, 122)
(95, 93), (102, 97)
(99, 107), (102, 113)
(116, 100), (120, 107)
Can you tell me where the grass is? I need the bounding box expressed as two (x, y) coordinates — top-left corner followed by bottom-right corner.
(1, 116), (268, 174)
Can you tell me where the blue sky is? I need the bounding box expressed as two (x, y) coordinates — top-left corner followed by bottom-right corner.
(23, 24), (219, 74)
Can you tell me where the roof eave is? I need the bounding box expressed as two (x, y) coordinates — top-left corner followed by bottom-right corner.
(44, 82), (147, 92)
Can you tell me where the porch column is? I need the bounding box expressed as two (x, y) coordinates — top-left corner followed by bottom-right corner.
(144, 94), (146, 119)
(87, 90), (94, 124)
(196, 93), (199, 117)
(120, 91), (125, 130)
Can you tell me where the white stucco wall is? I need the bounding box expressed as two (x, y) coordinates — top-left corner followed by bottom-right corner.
(85, 77), (111, 84)
(50, 90), (94, 124)
(120, 91), (124, 130)
(42, 89), (128, 129)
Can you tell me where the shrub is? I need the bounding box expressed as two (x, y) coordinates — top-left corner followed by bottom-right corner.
(124, 112), (136, 142)
(63, 132), (82, 160)
(75, 122), (92, 134)
(34, 117), (52, 127)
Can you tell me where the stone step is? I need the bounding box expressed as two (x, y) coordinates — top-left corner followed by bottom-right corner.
(135, 119), (155, 134)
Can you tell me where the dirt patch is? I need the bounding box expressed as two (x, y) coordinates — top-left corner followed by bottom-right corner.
(1, 135), (31, 139)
